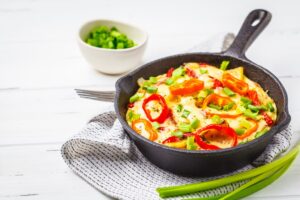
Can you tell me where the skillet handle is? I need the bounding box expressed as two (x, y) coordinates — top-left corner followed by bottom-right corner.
(223, 9), (272, 59)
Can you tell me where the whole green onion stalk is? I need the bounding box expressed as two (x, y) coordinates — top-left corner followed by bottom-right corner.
(157, 143), (300, 198)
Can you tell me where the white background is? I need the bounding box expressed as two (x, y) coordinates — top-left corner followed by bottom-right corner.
(0, 0), (299, 199)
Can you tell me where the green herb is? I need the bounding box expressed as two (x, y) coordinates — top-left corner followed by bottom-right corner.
(149, 76), (157, 84)
(240, 119), (252, 129)
(241, 97), (252, 105)
(248, 104), (267, 112)
(200, 68), (208, 74)
(152, 122), (160, 130)
(223, 102), (235, 111)
(127, 110), (140, 122)
(255, 128), (269, 138)
(235, 128), (246, 135)
(208, 104), (222, 110)
(176, 104), (183, 112)
(86, 25), (135, 49)
(220, 60), (230, 71)
(182, 109), (191, 118)
(187, 136), (197, 150)
(191, 118), (200, 129)
(172, 67), (185, 78)
(223, 87), (235, 97)
(145, 86), (158, 94)
(243, 109), (258, 120)
(129, 94), (140, 103)
(171, 130), (184, 138)
(198, 89), (214, 99)
(156, 143), (300, 198)
(267, 102), (275, 112)
(165, 78), (174, 85)
(211, 115), (224, 124)
(178, 123), (192, 133)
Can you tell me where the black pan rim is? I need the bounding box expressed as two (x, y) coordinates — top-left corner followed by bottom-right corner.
(114, 51), (291, 156)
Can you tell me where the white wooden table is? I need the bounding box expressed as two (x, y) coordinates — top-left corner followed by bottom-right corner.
(1, 0), (299, 199)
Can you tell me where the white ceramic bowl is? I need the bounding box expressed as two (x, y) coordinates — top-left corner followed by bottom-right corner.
(78, 19), (148, 74)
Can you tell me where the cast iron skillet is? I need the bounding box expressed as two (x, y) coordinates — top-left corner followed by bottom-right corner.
(114, 9), (291, 177)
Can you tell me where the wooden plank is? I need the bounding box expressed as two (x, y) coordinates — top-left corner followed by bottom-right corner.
(0, 144), (299, 200)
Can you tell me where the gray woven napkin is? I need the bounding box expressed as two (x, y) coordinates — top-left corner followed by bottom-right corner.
(61, 34), (292, 200)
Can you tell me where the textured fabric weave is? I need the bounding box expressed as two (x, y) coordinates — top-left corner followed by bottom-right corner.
(61, 107), (292, 200)
(61, 34), (292, 199)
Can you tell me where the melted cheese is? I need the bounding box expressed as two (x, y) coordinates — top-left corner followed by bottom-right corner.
(127, 62), (277, 149)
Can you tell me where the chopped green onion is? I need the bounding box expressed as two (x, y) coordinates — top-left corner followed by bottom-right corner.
(152, 122), (160, 130)
(240, 119), (252, 129)
(149, 76), (157, 84)
(86, 25), (136, 49)
(191, 118), (200, 129)
(129, 94), (140, 103)
(223, 87), (235, 97)
(145, 86), (158, 94)
(187, 136), (197, 150)
(235, 128), (246, 135)
(165, 78), (174, 85)
(255, 128), (269, 138)
(223, 102), (235, 111)
(220, 60), (230, 71)
(211, 115), (224, 124)
(241, 97), (252, 105)
(267, 102), (275, 112)
(208, 104), (222, 110)
(198, 89), (214, 99)
(200, 68), (208, 74)
(176, 104), (183, 112)
(171, 130), (184, 138)
(243, 109), (258, 120)
(127, 110), (140, 122)
(178, 123), (192, 133)
(172, 67), (185, 78)
(142, 81), (151, 88)
(182, 109), (191, 118)
(248, 104), (267, 112)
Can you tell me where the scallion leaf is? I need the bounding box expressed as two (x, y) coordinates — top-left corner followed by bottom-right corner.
(191, 118), (200, 129)
(211, 115), (224, 124)
(182, 109), (191, 118)
(208, 104), (222, 110)
(220, 61), (230, 71)
(200, 68), (208, 74)
(149, 76), (157, 84)
(178, 123), (192, 133)
(187, 136), (197, 150)
(171, 130), (184, 138)
(223, 87), (235, 97)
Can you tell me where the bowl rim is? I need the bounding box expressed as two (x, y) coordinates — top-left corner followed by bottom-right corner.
(77, 18), (148, 52)
(114, 52), (291, 156)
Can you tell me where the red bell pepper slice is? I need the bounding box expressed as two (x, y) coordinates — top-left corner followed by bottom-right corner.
(142, 94), (169, 123)
(247, 90), (260, 106)
(186, 68), (197, 78)
(162, 136), (180, 144)
(262, 112), (273, 126)
(212, 78), (223, 89)
(194, 124), (238, 150)
(170, 78), (204, 96)
(132, 118), (158, 141)
(222, 73), (249, 95)
(166, 67), (174, 77)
